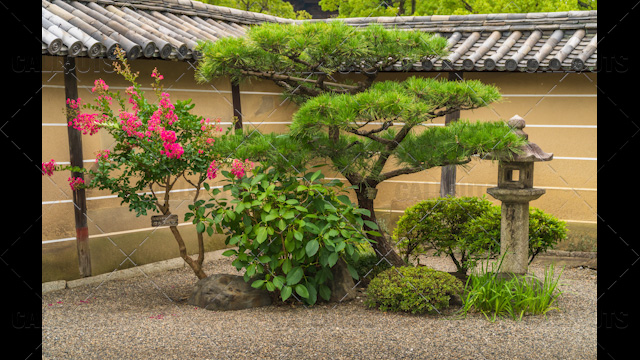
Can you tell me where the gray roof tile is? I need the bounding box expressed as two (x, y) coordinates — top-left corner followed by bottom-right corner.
(41, 0), (597, 71)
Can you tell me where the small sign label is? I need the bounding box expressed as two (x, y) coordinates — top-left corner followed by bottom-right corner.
(151, 214), (179, 227)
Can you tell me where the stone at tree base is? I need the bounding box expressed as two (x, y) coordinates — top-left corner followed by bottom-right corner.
(187, 274), (272, 311)
(328, 258), (357, 303)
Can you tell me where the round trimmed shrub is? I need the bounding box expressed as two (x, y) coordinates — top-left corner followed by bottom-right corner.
(393, 196), (567, 274)
(365, 266), (463, 314)
(393, 196), (493, 271)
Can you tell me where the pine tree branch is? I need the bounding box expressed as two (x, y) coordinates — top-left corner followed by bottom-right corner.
(347, 129), (394, 146)
(379, 166), (425, 182)
(354, 120), (393, 135)
(241, 70), (358, 90)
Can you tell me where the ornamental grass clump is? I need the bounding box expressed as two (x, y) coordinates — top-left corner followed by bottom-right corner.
(365, 266), (463, 314)
(459, 257), (565, 322)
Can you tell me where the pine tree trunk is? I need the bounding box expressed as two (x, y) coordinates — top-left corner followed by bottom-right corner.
(355, 188), (405, 267)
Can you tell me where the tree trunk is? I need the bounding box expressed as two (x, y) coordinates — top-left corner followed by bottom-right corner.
(355, 187), (405, 267)
(170, 225), (208, 279)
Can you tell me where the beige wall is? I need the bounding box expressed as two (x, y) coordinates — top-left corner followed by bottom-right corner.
(42, 55), (597, 281)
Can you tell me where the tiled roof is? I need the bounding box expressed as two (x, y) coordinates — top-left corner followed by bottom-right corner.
(41, 0), (597, 72)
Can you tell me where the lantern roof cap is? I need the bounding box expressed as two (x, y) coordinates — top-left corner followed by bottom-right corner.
(492, 115), (553, 162)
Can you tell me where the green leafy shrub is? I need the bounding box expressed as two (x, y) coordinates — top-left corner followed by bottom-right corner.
(392, 196), (494, 272)
(463, 205), (567, 264)
(199, 165), (375, 305)
(393, 196), (567, 274)
(365, 266), (463, 314)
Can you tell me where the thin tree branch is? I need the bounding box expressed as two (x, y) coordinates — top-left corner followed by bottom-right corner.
(241, 70), (359, 90)
(379, 166), (426, 182)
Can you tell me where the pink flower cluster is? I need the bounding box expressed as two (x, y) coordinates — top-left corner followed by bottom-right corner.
(200, 118), (222, 133)
(207, 160), (218, 180)
(68, 177), (85, 191)
(67, 97), (104, 136)
(197, 118), (223, 154)
(119, 111), (144, 138)
(230, 159), (254, 179)
(160, 129), (184, 159)
(42, 159), (56, 176)
(151, 68), (164, 81)
(91, 79), (109, 92)
(91, 79), (112, 105)
(95, 150), (111, 163)
(69, 112), (104, 136)
(126, 86), (140, 113)
(67, 98), (81, 110)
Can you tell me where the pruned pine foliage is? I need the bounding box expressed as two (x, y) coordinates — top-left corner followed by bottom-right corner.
(196, 21), (448, 103)
(290, 76), (523, 184)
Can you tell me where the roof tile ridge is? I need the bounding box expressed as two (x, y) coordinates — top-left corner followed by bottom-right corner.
(86, 0), (297, 24)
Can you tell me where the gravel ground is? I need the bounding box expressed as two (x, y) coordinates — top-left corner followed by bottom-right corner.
(42, 253), (597, 359)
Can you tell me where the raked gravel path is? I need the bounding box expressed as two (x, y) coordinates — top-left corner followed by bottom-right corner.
(42, 252), (597, 359)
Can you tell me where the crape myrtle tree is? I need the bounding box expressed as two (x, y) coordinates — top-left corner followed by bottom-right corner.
(43, 48), (247, 280)
(195, 21), (526, 267)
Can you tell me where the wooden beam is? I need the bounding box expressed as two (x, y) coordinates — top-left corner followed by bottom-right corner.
(231, 81), (243, 131)
(63, 56), (92, 277)
(440, 71), (463, 198)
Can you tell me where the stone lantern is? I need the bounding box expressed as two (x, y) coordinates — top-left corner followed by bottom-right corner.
(487, 115), (553, 276)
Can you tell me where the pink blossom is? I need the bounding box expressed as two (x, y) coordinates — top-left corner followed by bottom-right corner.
(69, 112), (102, 136)
(158, 93), (174, 111)
(68, 177), (85, 191)
(151, 68), (164, 81)
(42, 159), (56, 176)
(160, 129), (177, 144)
(119, 111), (143, 137)
(66, 98), (82, 110)
(230, 159), (254, 179)
(165, 109), (178, 125)
(148, 111), (162, 132)
(126, 86), (140, 112)
(91, 79), (109, 92)
(97, 94), (113, 105)
(95, 150), (110, 163)
(160, 142), (184, 159)
(207, 160), (218, 180)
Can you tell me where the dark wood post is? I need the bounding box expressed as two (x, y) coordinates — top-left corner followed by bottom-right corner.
(63, 56), (92, 277)
(231, 81), (243, 131)
(440, 71), (463, 198)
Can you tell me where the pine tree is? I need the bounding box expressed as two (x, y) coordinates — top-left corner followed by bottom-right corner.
(196, 22), (525, 266)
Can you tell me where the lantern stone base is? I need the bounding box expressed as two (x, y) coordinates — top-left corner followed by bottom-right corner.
(486, 187), (546, 203)
(487, 187), (545, 275)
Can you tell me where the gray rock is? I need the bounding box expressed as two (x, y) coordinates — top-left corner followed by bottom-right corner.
(187, 274), (272, 311)
(329, 258), (357, 303)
